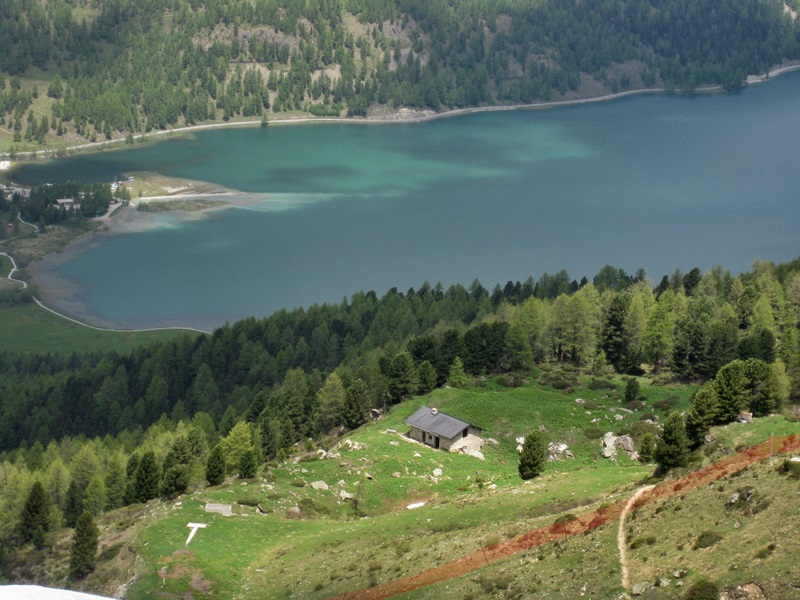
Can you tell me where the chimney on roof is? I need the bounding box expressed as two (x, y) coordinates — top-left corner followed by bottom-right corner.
(431, 408), (438, 415)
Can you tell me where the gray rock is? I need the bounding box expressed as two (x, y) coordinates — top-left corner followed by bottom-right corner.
(392, 472), (401, 478)
(432, 468), (443, 477)
(673, 569), (687, 579)
(631, 582), (649, 596)
(310, 480), (329, 491)
(657, 578), (670, 588)
(601, 446), (616, 458)
(615, 435), (635, 453)
(339, 490), (353, 500)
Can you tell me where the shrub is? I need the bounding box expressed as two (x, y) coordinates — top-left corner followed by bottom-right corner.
(625, 400), (645, 411)
(539, 369), (579, 391)
(777, 459), (800, 479)
(584, 427), (605, 440)
(298, 453), (321, 463)
(290, 479), (306, 488)
(629, 535), (656, 549)
(684, 580), (720, 600)
(640, 412), (656, 421)
(298, 497), (331, 515)
(236, 497), (261, 507)
(583, 399), (600, 410)
(588, 378), (617, 390)
(755, 542), (777, 559)
(694, 531), (723, 549)
(653, 396), (679, 411)
(497, 374), (525, 387)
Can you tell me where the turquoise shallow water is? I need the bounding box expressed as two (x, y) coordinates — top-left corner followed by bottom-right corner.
(17, 74), (800, 330)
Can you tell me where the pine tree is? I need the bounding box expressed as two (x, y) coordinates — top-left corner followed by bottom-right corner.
(638, 433), (656, 463)
(340, 378), (369, 430)
(206, 445), (226, 486)
(624, 378), (640, 404)
(654, 411), (689, 471)
(70, 512), (99, 579)
(685, 383), (721, 448)
(518, 430), (547, 480)
(161, 464), (190, 499)
(238, 449), (257, 479)
(447, 357), (470, 388)
(131, 451), (161, 503)
(63, 480), (84, 528)
(19, 481), (51, 546)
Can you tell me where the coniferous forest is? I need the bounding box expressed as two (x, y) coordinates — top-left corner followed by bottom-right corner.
(1, 258), (798, 554)
(2, 0), (800, 149)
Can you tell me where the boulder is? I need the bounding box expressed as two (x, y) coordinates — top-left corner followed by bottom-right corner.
(601, 446), (616, 458)
(738, 411), (753, 423)
(615, 435), (635, 453)
(631, 582), (649, 596)
(414, 452), (422, 458)
(462, 448), (485, 460)
(339, 490), (353, 500)
(432, 468), (443, 477)
(392, 472), (401, 478)
(310, 480), (329, 491)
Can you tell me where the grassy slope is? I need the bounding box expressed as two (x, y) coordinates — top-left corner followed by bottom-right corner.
(0, 303), (188, 354)
(118, 377), (692, 599)
(11, 378), (798, 599)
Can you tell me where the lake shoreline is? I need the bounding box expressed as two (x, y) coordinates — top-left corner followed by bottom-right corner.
(6, 63), (800, 163)
(9, 64), (800, 333)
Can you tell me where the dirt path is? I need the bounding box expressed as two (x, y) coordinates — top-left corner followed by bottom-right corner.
(618, 485), (655, 594)
(335, 435), (799, 599)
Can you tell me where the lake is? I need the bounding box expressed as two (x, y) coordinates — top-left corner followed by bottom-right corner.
(15, 73), (800, 331)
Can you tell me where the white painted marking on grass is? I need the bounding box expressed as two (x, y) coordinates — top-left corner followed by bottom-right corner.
(185, 522), (207, 546)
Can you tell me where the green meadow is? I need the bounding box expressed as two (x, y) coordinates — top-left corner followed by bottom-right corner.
(0, 303), (192, 354)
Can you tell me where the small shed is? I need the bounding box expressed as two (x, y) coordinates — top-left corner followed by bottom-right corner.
(405, 406), (482, 451)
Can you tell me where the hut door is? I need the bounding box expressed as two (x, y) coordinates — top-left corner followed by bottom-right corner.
(434, 436), (440, 449)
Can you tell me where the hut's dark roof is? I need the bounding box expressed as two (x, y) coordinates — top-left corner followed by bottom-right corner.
(405, 407), (477, 439)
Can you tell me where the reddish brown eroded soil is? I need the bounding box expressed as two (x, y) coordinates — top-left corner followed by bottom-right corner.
(335, 435), (799, 600)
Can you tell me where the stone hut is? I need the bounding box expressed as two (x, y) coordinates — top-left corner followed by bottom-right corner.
(405, 406), (482, 451)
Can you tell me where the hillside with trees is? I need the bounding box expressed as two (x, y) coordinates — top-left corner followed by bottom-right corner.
(0, 257), (798, 595)
(2, 0), (800, 153)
